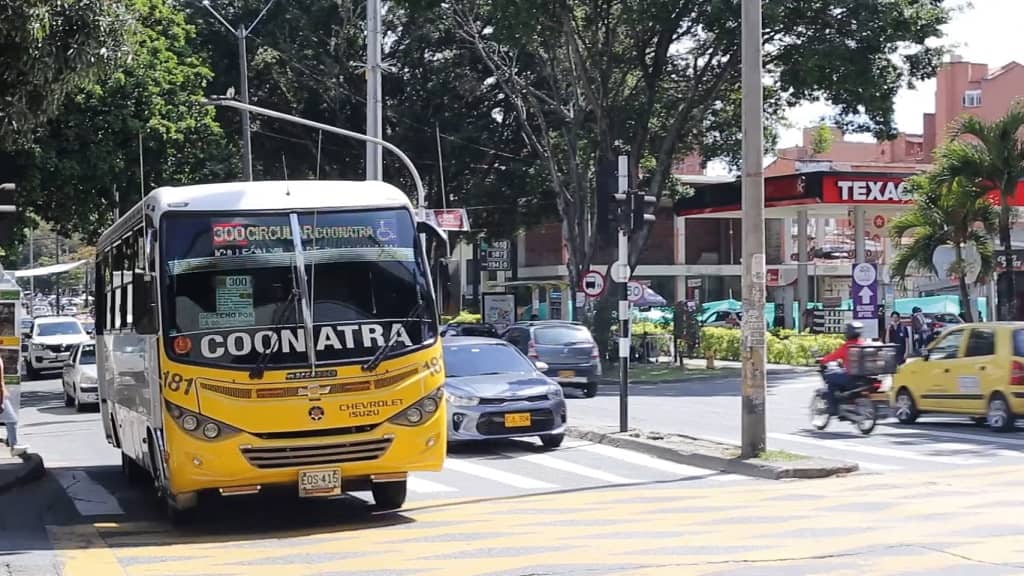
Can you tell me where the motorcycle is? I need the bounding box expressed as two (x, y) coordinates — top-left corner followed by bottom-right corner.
(809, 363), (881, 435)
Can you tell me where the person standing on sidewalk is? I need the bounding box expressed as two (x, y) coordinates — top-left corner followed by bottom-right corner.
(0, 357), (28, 457)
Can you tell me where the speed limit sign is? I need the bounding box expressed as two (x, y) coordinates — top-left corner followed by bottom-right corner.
(626, 281), (644, 303)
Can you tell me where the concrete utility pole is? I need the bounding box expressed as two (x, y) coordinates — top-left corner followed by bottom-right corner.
(616, 155), (630, 433)
(740, 0), (767, 458)
(201, 0), (279, 181)
(366, 0), (383, 180)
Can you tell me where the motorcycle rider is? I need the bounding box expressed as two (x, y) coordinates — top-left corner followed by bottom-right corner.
(819, 321), (865, 416)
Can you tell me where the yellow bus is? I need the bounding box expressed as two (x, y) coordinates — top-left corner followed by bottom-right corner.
(95, 180), (446, 519)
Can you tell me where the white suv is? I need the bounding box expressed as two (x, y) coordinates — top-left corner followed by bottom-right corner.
(25, 316), (91, 379)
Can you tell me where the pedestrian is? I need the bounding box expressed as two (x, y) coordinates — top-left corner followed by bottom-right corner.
(885, 311), (909, 364)
(0, 358), (27, 457)
(910, 306), (930, 355)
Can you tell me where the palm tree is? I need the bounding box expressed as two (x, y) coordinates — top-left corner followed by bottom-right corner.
(889, 173), (997, 322)
(934, 103), (1024, 320)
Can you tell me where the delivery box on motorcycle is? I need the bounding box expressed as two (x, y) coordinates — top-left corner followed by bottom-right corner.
(847, 344), (899, 377)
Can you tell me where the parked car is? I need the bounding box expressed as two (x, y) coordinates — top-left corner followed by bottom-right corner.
(441, 322), (500, 338)
(703, 310), (742, 328)
(62, 341), (98, 411)
(442, 337), (565, 448)
(503, 320), (601, 397)
(23, 316), (91, 379)
(924, 312), (963, 333)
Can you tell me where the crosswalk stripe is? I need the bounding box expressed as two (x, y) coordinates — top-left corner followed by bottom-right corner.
(496, 451), (636, 484)
(408, 475), (458, 493)
(53, 469), (124, 516)
(768, 432), (988, 465)
(882, 425), (1024, 447)
(443, 458), (557, 489)
(578, 444), (734, 481)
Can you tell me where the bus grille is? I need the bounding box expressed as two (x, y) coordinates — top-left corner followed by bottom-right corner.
(240, 437), (393, 469)
(201, 382), (253, 399)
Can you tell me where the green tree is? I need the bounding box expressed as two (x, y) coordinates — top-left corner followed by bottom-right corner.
(934, 103), (1024, 320)
(10, 0), (234, 243)
(0, 0), (130, 149)
(889, 172), (997, 323)
(427, 0), (948, 347)
(810, 125), (835, 156)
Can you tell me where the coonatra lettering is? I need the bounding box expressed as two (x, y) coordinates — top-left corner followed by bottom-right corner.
(199, 323), (413, 358)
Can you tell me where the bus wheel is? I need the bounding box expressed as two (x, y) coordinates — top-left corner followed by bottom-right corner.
(371, 480), (407, 510)
(164, 493), (199, 526)
(121, 453), (147, 484)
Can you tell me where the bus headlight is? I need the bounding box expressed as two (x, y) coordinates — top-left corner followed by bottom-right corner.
(389, 388), (443, 427)
(166, 401), (239, 441)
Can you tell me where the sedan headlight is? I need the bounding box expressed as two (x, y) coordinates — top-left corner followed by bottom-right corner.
(79, 373), (98, 386)
(547, 386), (564, 400)
(445, 390), (480, 406)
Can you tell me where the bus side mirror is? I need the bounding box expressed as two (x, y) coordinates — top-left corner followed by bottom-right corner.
(417, 220), (450, 255)
(143, 227), (155, 280)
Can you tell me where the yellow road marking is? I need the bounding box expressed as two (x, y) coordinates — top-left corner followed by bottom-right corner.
(46, 524), (128, 576)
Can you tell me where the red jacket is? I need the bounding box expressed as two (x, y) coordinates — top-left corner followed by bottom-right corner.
(820, 339), (864, 366)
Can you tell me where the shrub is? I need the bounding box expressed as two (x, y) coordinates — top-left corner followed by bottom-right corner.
(697, 327), (844, 366)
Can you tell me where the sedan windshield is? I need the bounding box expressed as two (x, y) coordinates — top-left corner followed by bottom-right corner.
(534, 325), (593, 345)
(36, 321), (83, 337)
(161, 208), (436, 369)
(444, 343), (535, 377)
(80, 345), (97, 365)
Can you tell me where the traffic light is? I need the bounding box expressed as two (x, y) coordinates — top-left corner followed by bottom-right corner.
(612, 191), (630, 230)
(630, 191), (656, 233)
(596, 158), (617, 242)
(0, 183), (15, 246)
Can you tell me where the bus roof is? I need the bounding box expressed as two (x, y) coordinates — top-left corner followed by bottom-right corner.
(99, 180), (414, 248)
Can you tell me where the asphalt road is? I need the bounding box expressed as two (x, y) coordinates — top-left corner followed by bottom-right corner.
(2, 376), (752, 576)
(570, 365), (1024, 473)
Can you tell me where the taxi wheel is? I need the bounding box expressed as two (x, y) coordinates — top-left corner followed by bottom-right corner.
(63, 387), (74, 407)
(986, 394), (1016, 433)
(73, 386), (85, 413)
(894, 389), (919, 424)
(583, 383), (598, 398)
(372, 480), (407, 510)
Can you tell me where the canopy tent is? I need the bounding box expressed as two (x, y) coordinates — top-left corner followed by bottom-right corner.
(13, 260), (88, 278)
(633, 285), (667, 307)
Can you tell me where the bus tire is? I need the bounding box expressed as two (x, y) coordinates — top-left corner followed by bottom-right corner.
(371, 480), (407, 510)
(165, 496), (198, 526)
(121, 452), (146, 484)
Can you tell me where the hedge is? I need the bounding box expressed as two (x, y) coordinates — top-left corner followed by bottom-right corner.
(699, 327), (844, 366)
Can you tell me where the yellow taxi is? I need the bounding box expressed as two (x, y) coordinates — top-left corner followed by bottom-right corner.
(892, 322), (1024, 432)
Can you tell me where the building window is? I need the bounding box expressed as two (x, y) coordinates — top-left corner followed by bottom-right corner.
(963, 90), (982, 108)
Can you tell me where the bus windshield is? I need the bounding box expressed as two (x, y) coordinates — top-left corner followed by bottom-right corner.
(160, 208), (436, 369)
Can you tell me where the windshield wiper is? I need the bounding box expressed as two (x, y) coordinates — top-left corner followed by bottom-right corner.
(362, 301), (425, 373)
(289, 213), (317, 371)
(249, 287), (298, 380)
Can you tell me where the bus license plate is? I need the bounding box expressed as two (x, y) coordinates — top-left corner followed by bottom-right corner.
(298, 468), (342, 498)
(504, 413), (531, 427)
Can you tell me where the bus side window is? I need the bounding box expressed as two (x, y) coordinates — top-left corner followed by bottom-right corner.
(95, 258), (106, 335)
(132, 273), (158, 335)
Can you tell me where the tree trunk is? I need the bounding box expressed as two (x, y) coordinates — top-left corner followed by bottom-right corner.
(999, 197), (1016, 321)
(955, 243), (974, 323)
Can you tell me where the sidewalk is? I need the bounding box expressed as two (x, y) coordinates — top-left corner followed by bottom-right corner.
(0, 452), (45, 494)
(601, 358), (815, 384)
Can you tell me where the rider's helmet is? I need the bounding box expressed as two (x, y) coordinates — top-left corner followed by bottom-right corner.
(844, 321), (864, 341)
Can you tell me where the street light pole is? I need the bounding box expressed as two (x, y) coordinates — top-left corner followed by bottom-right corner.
(200, 0), (278, 182)
(740, 0), (767, 458)
(366, 0), (383, 180)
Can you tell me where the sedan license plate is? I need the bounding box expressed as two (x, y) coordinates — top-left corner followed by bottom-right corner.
(557, 370), (575, 379)
(504, 413), (532, 428)
(298, 468), (342, 498)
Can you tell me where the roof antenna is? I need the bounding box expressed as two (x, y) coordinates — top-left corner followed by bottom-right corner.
(282, 153), (291, 195)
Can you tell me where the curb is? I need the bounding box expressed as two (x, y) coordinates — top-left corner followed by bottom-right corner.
(0, 453), (46, 494)
(566, 426), (857, 480)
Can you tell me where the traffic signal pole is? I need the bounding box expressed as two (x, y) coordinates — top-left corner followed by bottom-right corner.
(616, 155), (630, 433)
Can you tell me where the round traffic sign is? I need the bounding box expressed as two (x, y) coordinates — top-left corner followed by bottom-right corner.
(852, 262), (877, 286)
(610, 262), (630, 283)
(626, 281), (644, 303)
(580, 270), (606, 298)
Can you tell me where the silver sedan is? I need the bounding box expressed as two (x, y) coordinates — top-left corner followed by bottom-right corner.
(443, 337), (567, 449)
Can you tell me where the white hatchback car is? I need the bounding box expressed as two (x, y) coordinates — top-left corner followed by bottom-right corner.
(62, 341), (98, 411)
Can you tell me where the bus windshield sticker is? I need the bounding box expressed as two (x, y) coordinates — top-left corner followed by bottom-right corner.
(199, 311), (255, 329)
(216, 275), (254, 314)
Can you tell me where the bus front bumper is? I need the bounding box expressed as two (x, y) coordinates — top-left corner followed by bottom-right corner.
(164, 413), (446, 497)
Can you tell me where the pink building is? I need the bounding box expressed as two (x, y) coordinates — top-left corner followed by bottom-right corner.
(926, 56), (1024, 157)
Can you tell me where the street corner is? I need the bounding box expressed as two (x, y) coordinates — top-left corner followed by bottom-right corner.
(0, 452), (45, 494)
(565, 425), (858, 480)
